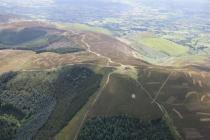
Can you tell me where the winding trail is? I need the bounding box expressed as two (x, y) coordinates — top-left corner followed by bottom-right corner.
(73, 72), (113, 140)
(152, 72), (174, 103)
(81, 33), (169, 124)
(173, 108), (184, 119)
(81, 34), (123, 67)
(135, 79), (165, 114)
(72, 31), (119, 140)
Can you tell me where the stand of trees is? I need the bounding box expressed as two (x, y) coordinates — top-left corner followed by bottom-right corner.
(35, 66), (102, 140)
(0, 72), (21, 140)
(0, 66), (103, 140)
(0, 115), (19, 140)
(78, 115), (174, 140)
(0, 71), (17, 90)
(0, 28), (46, 45)
(35, 47), (85, 54)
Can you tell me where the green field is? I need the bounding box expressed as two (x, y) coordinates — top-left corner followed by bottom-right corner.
(126, 33), (189, 58)
(142, 37), (188, 56)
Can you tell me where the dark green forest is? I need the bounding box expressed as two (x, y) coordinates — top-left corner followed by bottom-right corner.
(0, 28), (46, 45)
(36, 47), (85, 54)
(0, 27), (84, 55)
(0, 72), (21, 140)
(78, 115), (174, 140)
(35, 66), (102, 140)
(0, 66), (102, 140)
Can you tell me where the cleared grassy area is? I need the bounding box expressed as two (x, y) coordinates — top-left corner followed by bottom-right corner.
(89, 73), (162, 120)
(56, 23), (113, 36)
(141, 37), (189, 56)
(55, 102), (89, 140)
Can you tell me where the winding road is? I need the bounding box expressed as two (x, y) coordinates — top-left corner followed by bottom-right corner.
(80, 34), (123, 67)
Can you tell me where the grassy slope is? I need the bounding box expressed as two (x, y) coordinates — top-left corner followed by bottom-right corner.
(138, 66), (210, 139)
(55, 102), (90, 140)
(85, 64), (210, 139)
(76, 70), (180, 140)
(89, 73), (162, 120)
